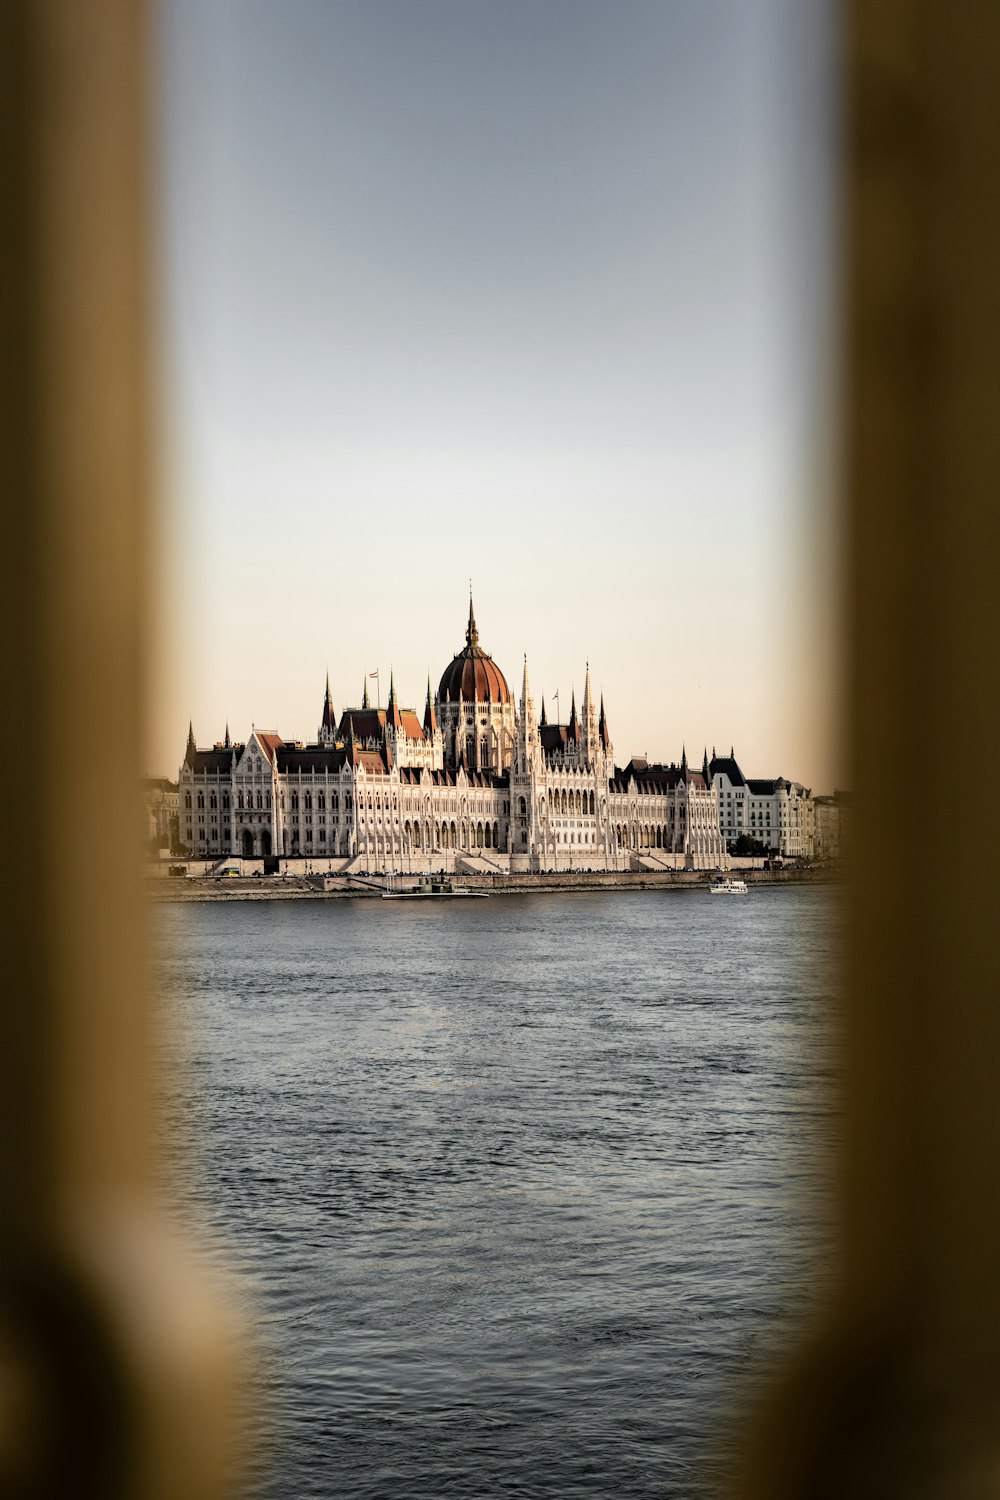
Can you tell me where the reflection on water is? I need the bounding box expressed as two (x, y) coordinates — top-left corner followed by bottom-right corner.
(155, 886), (840, 1499)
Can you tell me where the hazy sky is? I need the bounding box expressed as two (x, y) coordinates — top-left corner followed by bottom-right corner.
(154, 0), (839, 787)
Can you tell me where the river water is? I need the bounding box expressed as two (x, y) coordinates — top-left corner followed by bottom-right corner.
(154, 885), (841, 1499)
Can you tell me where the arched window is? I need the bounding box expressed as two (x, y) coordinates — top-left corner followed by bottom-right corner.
(493, 821), (499, 848)
(209, 793), (217, 810)
(476, 821), (484, 848)
(184, 792), (191, 810)
(317, 792), (325, 810)
(590, 791), (595, 815)
(519, 796), (526, 817)
(256, 791), (262, 809)
(196, 792), (204, 810)
(305, 792), (312, 810)
(292, 792), (299, 811)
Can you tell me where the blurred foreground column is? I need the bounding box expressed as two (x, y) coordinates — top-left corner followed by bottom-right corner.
(0, 3), (241, 1497)
(736, 3), (1000, 1498)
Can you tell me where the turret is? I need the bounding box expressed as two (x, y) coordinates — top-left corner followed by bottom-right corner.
(423, 674), (438, 735)
(362, 677), (371, 711)
(387, 669), (402, 730)
(185, 720), (196, 767)
(319, 671), (337, 746)
(581, 662), (599, 765)
(517, 655), (540, 773)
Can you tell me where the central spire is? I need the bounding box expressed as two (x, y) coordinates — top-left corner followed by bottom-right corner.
(466, 590), (480, 650)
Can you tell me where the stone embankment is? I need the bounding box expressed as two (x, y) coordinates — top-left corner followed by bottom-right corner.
(148, 866), (841, 903)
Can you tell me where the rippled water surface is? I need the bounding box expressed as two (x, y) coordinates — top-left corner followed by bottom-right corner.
(155, 886), (840, 1499)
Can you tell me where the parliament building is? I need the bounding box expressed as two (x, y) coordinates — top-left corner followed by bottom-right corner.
(178, 600), (726, 873)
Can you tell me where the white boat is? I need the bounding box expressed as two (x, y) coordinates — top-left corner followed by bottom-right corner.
(709, 875), (748, 895)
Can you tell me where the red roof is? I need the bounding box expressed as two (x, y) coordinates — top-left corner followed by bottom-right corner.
(399, 710), (425, 740)
(256, 732), (284, 765)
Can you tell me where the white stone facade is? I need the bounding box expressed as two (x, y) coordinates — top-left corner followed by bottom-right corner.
(709, 751), (814, 858)
(178, 602), (726, 873)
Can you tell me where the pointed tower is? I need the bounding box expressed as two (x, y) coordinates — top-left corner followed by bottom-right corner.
(681, 744), (688, 777)
(581, 662), (599, 766)
(517, 655), (540, 774)
(466, 590), (480, 650)
(422, 672), (444, 770)
(510, 655), (539, 868)
(362, 677), (371, 711)
(185, 720), (196, 767)
(384, 668), (404, 768)
(540, 695), (547, 728)
(423, 674), (438, 736)
(387, 669), (402, 729)
(702, 747), (710, 782)
(223, 722), (231, 750)
(598, 693), (612, 762)
(319, 671), (337, 747)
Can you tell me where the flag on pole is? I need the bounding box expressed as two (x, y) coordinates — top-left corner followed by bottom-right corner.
(369, 669), (379, 678)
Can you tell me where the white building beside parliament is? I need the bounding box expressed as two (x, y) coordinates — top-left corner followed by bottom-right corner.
(178, 600), (728, 873)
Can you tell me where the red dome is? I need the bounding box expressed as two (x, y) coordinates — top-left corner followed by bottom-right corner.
(438, 599), (512, 705)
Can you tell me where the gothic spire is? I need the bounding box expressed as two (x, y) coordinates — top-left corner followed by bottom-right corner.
(424, 673), (438, 734)
(598, 694), (610, 749)
(321, 671), (336, 732)
(185, 720), (196, 766)
(568, 689), (578, 738)
(362, 677), (370, 710)
(540, 695), (547, 727)
(387, 669), (402, 728)
(702, 746), (709, 780)
(223, 722), (231, 750)
(681, 744), (688, 775)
